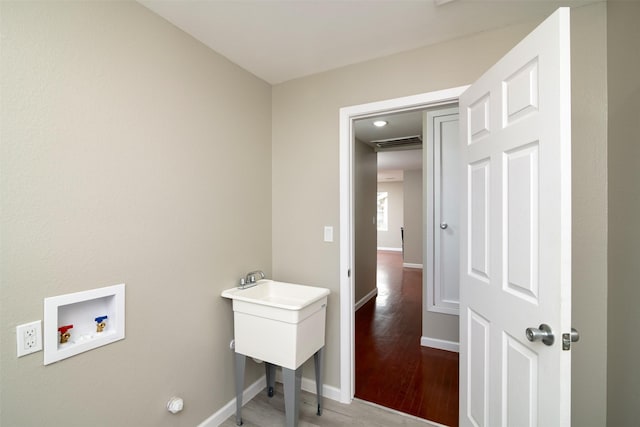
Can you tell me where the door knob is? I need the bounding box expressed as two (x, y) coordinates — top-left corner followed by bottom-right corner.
(526, 323), (554, 346)
(562, 328), (580, 350)
(440, 223), (448, 229)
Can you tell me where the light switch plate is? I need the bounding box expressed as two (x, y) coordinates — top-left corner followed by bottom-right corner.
(324, 226), (333, 242)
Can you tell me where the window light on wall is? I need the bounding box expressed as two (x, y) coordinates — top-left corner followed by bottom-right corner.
(377, 192), (389, 231)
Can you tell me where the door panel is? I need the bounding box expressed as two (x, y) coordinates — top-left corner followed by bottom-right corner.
(503, 334), (538, 427)
(468, 309), (490, 427)
(469, 160), (490, 282)
(504, 142), (539, 302)
(503, 58), (539, 125)
(459, 8), (571, 426)
(468, 94), (491, 143)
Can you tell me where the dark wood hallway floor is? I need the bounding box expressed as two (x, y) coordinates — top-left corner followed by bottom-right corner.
(355, 251), (459, 427)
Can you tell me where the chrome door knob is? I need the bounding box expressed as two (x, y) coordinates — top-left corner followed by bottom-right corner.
(570, 328), (580, 342)
(562, 328), (580, 350)
(440, 223), (448, 229)
(526, 323), (554, 346)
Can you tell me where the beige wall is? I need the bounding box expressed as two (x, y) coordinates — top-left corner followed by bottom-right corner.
(354, 140), (377, 304)
(570, 4), (609, 426)
(607, 1), (640, 425)
(402, 169), (423, 265)
(273, 19), (538, 389)
(422, 303), (459, 344)
(377, 181), (404, 249)
(0, 2), (271, 426)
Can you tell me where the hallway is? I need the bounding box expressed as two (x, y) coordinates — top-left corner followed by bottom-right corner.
(355, 251), (459, 426)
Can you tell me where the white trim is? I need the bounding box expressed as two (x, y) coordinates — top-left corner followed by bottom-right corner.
(339, 86), (469, 404)
(272, 371), (345, 403)
(197, 375), (266, 427)
(402, 263), (423, 269)
(420, 336), (460, 353)
(377, 247), (402, 252)
(300, 377), (343, 403)
(339, 99), (355, 404)
(355, 288), (378, 311)
(426, 303), (459, 315)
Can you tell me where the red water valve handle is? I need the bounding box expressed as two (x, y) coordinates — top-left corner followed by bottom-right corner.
(58, 324), (73, 334)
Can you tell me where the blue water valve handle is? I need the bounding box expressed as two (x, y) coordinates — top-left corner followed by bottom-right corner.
(95, 315), (108, 323)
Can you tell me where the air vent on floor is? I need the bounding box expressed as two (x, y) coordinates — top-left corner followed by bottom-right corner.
(370, 135), (422, 151)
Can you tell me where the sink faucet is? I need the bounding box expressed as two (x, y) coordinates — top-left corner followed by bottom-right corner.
(239, 270), (265, 289)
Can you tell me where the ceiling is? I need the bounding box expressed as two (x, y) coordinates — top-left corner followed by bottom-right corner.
(138, 0), (596, 85)
(355, 110), (424, 182)
(137, 0), (597, 182)
(354, 110), (424, 146)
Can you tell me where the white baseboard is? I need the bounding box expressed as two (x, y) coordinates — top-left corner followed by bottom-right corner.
(198, 373), (342, 427)
(274, 370), (342, 402)
(197, 375), (266, 427)
(300, 377), (342, 403)
(402, 263), (423, 269)
(355, 288), (377, 311)
(420, 336), (459, 353)
(377, 247), (402, 252)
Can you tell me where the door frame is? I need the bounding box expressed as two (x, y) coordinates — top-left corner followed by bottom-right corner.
(338, 85), (469, 403)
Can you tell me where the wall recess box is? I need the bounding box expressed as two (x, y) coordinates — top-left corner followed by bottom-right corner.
(44, 284), (125, 365)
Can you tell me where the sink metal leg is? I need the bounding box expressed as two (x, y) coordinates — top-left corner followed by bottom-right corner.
(282, 365), (303, 427)
(265, 362), (276, 397)
(314, 347), (324, 416)
(234, 352), (246, 426)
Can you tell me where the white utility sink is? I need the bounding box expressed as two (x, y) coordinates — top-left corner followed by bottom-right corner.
(222, 280), (330, 370)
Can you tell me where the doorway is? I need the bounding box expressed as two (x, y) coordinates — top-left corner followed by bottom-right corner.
(339, 87), (468, 407)
(350, 101), (461, 425)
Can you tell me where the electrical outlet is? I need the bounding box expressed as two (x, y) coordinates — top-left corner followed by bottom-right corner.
(16, 320), (43, 357)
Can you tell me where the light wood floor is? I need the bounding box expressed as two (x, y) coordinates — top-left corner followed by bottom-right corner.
(220, 383), (444, 427)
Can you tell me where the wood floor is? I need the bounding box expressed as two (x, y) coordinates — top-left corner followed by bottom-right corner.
(355, 251), (459, 427)
(220, 383), (440, 427)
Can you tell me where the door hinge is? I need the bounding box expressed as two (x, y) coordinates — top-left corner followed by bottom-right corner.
(562, 328), (580, 350)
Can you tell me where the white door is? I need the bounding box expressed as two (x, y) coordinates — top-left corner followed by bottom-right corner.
(425, 108), (460, 315)
(459, 8), (571, 427)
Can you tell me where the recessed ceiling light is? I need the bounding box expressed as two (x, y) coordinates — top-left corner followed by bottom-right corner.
(373, 120), (388, 127)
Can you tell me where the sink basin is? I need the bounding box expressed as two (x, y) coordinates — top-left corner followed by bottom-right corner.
(222, 280), (330, 369)
(222, 280), (330, 320)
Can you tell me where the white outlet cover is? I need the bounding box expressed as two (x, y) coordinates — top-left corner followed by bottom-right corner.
(16, 320), (43, 357)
